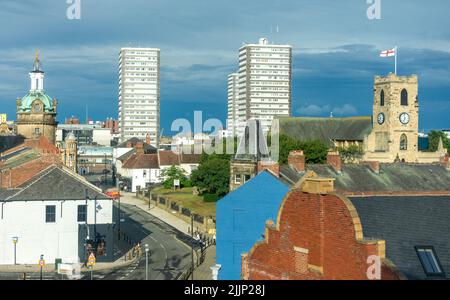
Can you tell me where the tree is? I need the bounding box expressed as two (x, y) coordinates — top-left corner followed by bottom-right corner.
(428, 131), (450, 152)
(160, 166), (191, 189)
(278, 134), (328, 165)
(337, 144), (364, 163)
(191, 158), (230, 197)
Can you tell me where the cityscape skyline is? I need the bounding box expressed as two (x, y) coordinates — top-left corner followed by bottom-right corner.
(0, 0), (449, 135)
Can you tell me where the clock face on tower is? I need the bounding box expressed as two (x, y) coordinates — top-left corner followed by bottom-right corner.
(377, 113), (385, 125)
(399, 113), (410, 125)
(33, 103), (42, 113)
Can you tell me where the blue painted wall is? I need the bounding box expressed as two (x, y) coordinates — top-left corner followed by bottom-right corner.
(216, 171), (289, 280)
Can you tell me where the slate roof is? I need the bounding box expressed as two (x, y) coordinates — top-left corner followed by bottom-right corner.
(122, 153), (159, 169)
(350, 196), (450, 279)
(277, 116), (373, 145)
(0, 165), (109, 201)
(280, 164), (450, 193)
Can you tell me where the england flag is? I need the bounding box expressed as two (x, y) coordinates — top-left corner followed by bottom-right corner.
(380, 48), (396, 57)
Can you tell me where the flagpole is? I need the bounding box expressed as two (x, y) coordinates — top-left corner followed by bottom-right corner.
(395, 46), (398, 75)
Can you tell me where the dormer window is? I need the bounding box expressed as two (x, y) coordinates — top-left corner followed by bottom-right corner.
(415, 246), (445, 277)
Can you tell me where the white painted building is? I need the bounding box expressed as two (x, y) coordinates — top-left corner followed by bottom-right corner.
(121, 150), (201, 192)
(118, 48), (160, 146)
(236, 38), (292, 136)
(0, 166), (114, 265)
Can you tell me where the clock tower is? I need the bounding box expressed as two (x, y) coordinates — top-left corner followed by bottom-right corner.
(365, 73), (420, 162)
(16, 51), (58, 144)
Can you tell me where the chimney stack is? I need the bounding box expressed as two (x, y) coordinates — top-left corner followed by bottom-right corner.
(363, 161), (380, 174)
(327, 150), (342, 174)
(441, 154), (450, 170)
(288, 150), (305, 172)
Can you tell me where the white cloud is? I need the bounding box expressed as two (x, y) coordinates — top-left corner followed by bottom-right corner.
(297, 103), (357, 117)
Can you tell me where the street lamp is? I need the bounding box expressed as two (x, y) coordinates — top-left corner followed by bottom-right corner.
(145, 244), (149, 280)
(12, 237), (18, 265)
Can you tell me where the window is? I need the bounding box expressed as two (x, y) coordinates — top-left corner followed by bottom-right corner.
(401, 89), (408, 106)
(400, 134), (408, 150)
(35, 128), (40, 134)
(244, 174), (251, 183)
(78, 205), (87, 222)
(380, 90), (385, 106)
(415, 246), (445, 277)
(45, 205), (56, 223)
(235, 174), (242, 184)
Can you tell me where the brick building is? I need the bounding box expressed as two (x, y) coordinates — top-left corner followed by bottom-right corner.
(240, 151), (450, 280)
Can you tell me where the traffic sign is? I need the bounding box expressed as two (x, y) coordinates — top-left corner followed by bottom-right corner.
(39, 259), (45, 267)
(88, 253), (96, 266)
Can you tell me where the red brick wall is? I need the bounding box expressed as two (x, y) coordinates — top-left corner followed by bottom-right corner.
(257, 161), (280, 177)
(244, 190), (401, 280)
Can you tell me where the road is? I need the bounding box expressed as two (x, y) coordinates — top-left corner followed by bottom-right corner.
(0, 202), (197, 280)
(83, 203), (197, 280)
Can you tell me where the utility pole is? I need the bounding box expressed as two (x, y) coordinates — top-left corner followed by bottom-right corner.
(145, 244), (149, 280)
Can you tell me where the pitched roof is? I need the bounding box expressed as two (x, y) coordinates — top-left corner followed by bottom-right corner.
(350, 196), (450, 279)
(180, 154), (202, 164)
(280, 164), (450, 194)
(122, 153), (159, 169)
(117, 144), (157, 162)
(159, 150), (180, 166)
(1, 165), (109, 201)
(278, 116), (373, 145)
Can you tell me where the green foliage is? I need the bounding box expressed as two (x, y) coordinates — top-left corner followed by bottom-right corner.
(337, 144), (364, 163)
(278, 134), (328, 164)
(203, 193), (220, 203)
(191, 158), (230, 197)
(160, 166), (191, 189)
(428, 131), (450, 152)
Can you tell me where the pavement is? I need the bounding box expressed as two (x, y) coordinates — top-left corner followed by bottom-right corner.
(192, 246), (216, 281)
(120, 192), (192, 235)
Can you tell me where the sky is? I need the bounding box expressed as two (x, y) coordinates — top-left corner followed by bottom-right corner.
(0, 0), (449, 135)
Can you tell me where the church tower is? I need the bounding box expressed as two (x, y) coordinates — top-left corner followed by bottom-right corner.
(364, 73), (446, 163)
(16, 51), (58, 144)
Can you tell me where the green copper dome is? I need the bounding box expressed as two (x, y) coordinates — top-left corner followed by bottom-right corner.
(20, 91), (55, 113)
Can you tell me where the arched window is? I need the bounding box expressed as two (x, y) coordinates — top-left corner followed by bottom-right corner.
(401, 89), (408, 106)
(400, 134), (408, 150)
(380, 90), (385, 106)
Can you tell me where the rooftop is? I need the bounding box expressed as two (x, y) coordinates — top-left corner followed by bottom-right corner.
(277, 116), (373, 145)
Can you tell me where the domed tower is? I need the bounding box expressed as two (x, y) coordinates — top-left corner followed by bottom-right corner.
(16, 51), (58, 144)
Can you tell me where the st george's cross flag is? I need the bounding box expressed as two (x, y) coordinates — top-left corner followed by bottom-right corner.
(380, 48), (396, 57)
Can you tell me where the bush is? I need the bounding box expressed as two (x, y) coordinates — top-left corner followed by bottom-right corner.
(203, 193), (220, 203)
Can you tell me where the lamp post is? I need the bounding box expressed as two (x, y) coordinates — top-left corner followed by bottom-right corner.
(116, 177), (121, 241)
(12, 237), (18, 265)
(145, 244), (149, 280)
(39, 254), (44, 280)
